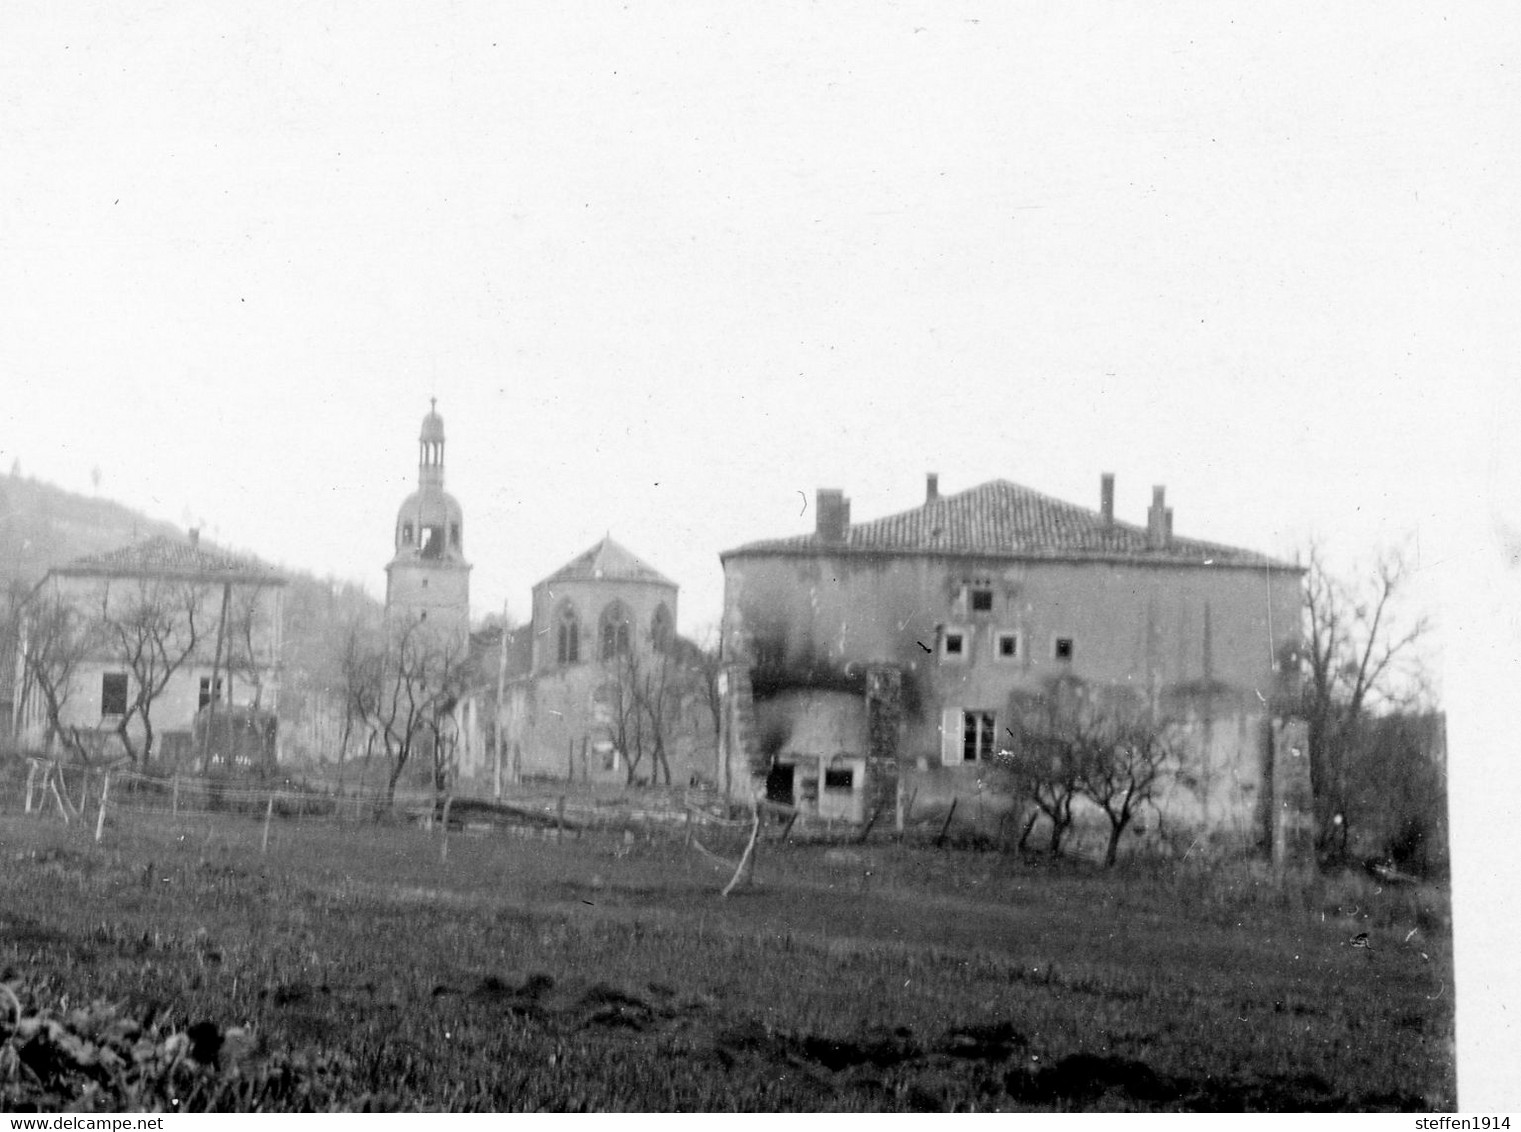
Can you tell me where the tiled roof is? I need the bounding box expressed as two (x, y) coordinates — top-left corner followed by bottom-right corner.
(538, 537), (677, 587)
(722, 480), (1296, 569)
(55, 535), (285, 583)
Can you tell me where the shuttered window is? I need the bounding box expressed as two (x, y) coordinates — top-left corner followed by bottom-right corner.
(941, 708), (962, 766)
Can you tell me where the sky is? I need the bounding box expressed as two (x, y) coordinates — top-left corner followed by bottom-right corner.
(3, 1), (1512, 639)
(2, 0), (1518, 1103)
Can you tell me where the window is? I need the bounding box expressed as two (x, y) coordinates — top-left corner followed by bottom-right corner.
(101, 673), (128, 716)
(765, 763), (796, 806)
(420, 525), (443, 558)
(599, 602), (632, 660)
(402, 522), (414, 545)
(941, 628), (967, 661)
(556, 605), (580, 665)
(1054, 637), (1074, 662)
(954, 576), (994, 617)
(650, 603), (673, 652)
(962, 711), (996, 763)
(823, 767), (854, 791)
(995, 631), (1020, 661)
(941, 708), (995, 766)
(450, 522), (461, 549)
(198, 675), (224, 710)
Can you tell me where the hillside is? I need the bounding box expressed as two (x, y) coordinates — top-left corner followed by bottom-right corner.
(0, 473), (185, 587)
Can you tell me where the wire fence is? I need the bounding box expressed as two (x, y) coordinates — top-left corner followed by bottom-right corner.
(2, 755), (764, 850)
(6, 755), (1024, 871)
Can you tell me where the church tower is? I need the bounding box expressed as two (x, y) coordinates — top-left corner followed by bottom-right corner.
(385, 400), (471, 650)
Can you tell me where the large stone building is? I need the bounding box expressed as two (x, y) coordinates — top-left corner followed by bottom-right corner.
(385, 400), (470, 651)
(718, 474), (1308, 856)
(455, 537), (715, 789)
(12, 534), (286, 769)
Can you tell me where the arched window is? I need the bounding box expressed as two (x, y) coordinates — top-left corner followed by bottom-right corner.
(556, 604), (580, 665)
(599, 601), (632, 661)
(651, 603), (673, 652)
(401, 521), (414, 545)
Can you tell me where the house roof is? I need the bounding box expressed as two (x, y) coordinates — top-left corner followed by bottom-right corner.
(536, 536), (677, 588)
(53, 535), (286, 584)
(721, 479), (1298, 570)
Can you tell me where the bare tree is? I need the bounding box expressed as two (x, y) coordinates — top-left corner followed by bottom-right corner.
(998, 675), (1182, 864)
(1301, 545), (1433, 862)
(221, 582), (273, 710)
(604, 648), (656, 784)
(278, 574), (383, 771)
(97, 577), (208, 764)
(639, 647), (684, 787)
(1080, 698), (1180, 867)
(12, 583), (105, 761)
(347, 616), (469, 812)
(335, 615), (377, 789)
(691, 627), (724, 784)
(602, 634), (706, 787)
(999, 676), (1092, 855)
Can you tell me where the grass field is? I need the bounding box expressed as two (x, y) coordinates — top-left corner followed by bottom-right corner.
(0, 805), (1455, 1112)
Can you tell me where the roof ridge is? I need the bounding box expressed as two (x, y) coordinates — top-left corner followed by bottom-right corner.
(722, 477), (1297, 570)
(58, 533), (284, 580)
(537, 535), (677, 588)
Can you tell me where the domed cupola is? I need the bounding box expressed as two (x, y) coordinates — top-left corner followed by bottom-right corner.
(385, 399), (472, 646)
(393, 398), (466, 561)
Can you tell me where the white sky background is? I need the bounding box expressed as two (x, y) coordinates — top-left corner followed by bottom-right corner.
(3, 2), (1511, 635)
(3, 0), (1518, 1105)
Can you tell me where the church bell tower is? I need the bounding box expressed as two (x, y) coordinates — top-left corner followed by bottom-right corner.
(384, 399), (471, 650)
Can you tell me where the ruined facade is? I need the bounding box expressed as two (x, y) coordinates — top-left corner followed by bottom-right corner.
(719, 474), (1308, 857)
(12, 534), (286, 768)
(455, 538), (716, 789)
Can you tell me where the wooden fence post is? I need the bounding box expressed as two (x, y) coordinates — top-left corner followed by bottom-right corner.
(899, 787), (919, 842)
(556, 795), (566, 843)
(23, 761), (38, 814)
(856, 804), (884, 845)
(440, 795), (453, 864)
(722, 803), (762, 898)
(261, 794), (274, 854)
(936, 797), (959, 849)
(172, 775), (180, 816)
(48, 769), (71, 825)
(95, 772), (111, 843)
(779, 808), (799, 844)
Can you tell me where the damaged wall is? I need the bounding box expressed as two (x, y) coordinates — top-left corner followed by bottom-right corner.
(718, 549), (1303, 851)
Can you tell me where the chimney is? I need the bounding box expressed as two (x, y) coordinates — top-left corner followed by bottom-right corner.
(815, 488), (851, 543)
(189, 528), (200, 548)
(1100, 473), (1115, 528)
(925, 473), (939, 505)
(1146, 486), (1168, 550)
